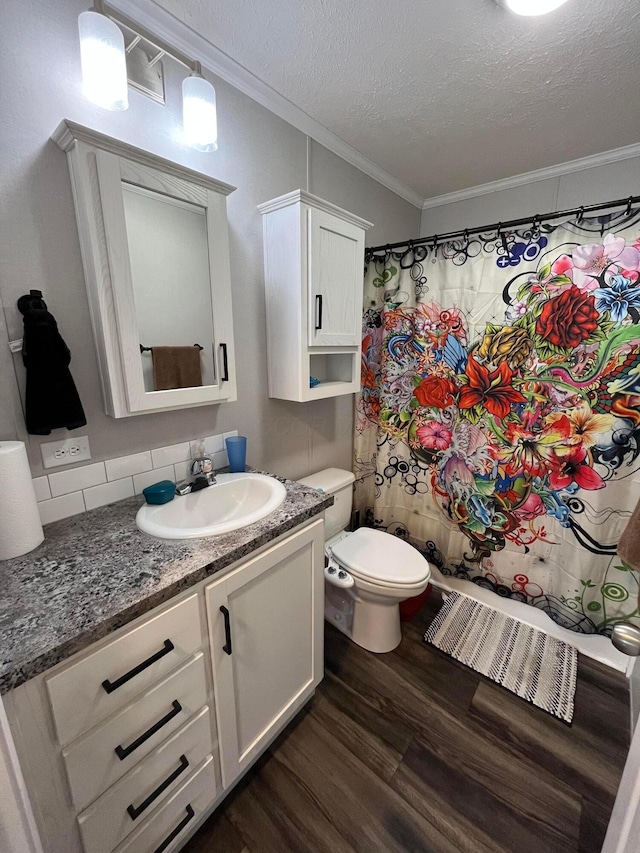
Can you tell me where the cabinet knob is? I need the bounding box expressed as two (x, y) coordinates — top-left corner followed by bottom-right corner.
(315, 294), (323, 331)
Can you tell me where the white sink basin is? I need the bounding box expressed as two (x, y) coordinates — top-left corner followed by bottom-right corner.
(135, 473), (287, 539)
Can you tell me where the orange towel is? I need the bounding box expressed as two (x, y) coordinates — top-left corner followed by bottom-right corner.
(151, 346), (202, 391)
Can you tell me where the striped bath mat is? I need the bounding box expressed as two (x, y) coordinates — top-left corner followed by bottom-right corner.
(424, 592), (578, 723)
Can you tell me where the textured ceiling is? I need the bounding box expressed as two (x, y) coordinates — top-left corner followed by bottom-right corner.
(156, 0), (640, 200)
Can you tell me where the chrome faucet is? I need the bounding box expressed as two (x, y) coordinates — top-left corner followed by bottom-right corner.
(176, 453), (217, 495)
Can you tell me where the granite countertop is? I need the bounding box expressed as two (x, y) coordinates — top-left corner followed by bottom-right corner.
(0, 471), (332, 694)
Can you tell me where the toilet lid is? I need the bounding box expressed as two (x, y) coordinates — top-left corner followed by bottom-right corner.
(331, 528), (430, 585)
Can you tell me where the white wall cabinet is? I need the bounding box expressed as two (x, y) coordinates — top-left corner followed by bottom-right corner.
(53, 120), (238, 418)
(259, 190), (372, 402)
(206, 519), (324, 787)
(1, 517), (324, 853)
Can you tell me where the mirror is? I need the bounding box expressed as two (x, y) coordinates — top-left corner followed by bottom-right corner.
(121, 184), (215, 391)
(53, 120), (237, 418)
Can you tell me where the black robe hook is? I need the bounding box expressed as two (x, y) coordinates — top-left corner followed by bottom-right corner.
(17, 290), (47, 315)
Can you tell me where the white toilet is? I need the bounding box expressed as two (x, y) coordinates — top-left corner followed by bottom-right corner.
(298, 468), (432, 653)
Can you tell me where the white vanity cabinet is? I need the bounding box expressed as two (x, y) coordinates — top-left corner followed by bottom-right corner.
(1, 518), (324, 853)
(258, 190), (372, 402)
(206, 519), (325, 787)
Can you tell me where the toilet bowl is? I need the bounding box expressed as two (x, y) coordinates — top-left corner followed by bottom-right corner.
(298, 468), (431, 653)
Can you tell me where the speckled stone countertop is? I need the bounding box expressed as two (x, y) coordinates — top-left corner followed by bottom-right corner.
(0, 471), (332, 694)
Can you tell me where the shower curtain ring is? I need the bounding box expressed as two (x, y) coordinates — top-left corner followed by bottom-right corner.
(577, 206), (585, 224)
(626, 197), (633, 216)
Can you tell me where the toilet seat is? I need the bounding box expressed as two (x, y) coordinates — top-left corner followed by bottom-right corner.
(330, 527), (430, 587)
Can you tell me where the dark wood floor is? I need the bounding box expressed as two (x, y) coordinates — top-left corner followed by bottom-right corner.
(184, 596), (631, 853)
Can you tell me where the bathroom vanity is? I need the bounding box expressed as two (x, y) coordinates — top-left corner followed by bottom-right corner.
(0, 474), (331, 853)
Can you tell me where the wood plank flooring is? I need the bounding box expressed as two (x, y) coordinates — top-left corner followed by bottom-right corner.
(183, 595), (630, 853)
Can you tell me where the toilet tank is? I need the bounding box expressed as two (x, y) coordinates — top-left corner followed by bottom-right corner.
(298, 468), (355, 539)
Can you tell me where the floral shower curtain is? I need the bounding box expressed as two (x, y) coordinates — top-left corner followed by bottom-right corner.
(355, 211), (640, 635)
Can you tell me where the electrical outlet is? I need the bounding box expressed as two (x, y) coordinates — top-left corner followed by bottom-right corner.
(41, 436), (91, 469)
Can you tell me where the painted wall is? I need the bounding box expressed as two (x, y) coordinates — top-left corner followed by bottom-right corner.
(0, 0), (420, 480)
(420, 156), (640, 236)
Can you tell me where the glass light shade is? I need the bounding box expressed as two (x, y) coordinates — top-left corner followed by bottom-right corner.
(78, 10), (128, 110)
(182, 75), (218, 152)
(497, 0), (570, 14)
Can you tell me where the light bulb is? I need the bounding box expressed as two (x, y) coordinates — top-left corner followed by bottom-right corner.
(496, 0), (570, 15)
(182, 75), (218, 152)
(78, 10), (128, 110)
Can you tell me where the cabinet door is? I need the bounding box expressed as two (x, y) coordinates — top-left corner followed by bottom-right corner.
(206, 520), (324, 788)
(307, 208), (364, 347)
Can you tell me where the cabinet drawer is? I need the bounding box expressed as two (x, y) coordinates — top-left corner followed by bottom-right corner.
(113, 755), (217, 853)
(78, 705), (215, 853)
(63, 652), (208, 813)
(47, 594), (203, 747)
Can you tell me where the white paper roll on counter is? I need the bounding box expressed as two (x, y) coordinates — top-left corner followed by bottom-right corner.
(0, 441), (44, 561)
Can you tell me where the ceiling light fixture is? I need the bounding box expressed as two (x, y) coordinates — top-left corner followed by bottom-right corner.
(495, 0), (570, 15)
(78, 3), (219, 151)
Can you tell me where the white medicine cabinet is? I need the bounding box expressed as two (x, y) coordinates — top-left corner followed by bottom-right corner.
(259, 190), (372, 402)
(53, 120), (238, 418)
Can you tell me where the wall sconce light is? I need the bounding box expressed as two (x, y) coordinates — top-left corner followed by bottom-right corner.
(78, 1), (128, 110)
(78, 3), (218, 151)
(183, 63), (218, 152)
(495, 0), (570, 14)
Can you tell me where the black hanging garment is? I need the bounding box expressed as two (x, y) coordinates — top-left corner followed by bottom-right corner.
(19, 291), (87, 435)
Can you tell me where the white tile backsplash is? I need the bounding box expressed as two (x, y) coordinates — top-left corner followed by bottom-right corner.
(32, 476), (51, 502)
(84, 478), (134, 511)
(150, 442), (191, 469)
(173, 462), (190, 484)
(105, 452), (152, 482)
(32, 430), (234, 521)
(48, 462), (107, 497)
(212, 450), (229, 470)
(38, 492), (86, 525)
(133, 466), (176, 495)
(190, 434), (224, 456)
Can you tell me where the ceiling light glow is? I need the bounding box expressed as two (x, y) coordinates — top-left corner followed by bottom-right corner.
(496, 0), (570, 15)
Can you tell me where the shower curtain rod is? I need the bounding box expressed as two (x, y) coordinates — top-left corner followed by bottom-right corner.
(366, 193), (640, 256)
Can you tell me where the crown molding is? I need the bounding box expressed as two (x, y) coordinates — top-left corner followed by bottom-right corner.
(257, 189), (373, 230)
(107, 0), (424, 210)
(421, 142), (640, 210)
(52, 119), (237, 195)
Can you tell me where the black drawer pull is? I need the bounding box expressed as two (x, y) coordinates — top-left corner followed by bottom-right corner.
(102, 639), (175, 694)
(115, 700), (182, 761)
(127, 754), (189, 820)
(220, 605), (232, 655)
(315, 294), (323, 330)
(220, 343), (229, 382)
(154, 804), (195, 853)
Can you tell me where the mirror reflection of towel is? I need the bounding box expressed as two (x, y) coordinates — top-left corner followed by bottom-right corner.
(151, 346), (203, 391)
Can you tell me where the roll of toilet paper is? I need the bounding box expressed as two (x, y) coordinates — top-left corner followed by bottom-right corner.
(0, 441), (44, 561)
